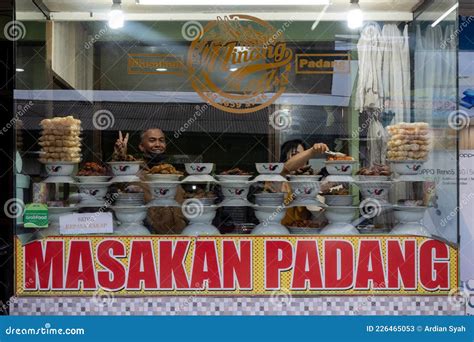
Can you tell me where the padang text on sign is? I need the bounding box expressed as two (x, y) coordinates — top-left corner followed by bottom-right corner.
(18, 236), (456, 295)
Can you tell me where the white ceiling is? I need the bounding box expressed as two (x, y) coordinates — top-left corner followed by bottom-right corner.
(17, 0), (424, 12)
(17, 0), (427, 21)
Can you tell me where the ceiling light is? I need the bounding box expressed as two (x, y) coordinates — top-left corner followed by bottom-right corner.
(156, 68), (168, 71)
(16, 68), (24, 72)
(347, 0), (363, 29)
(137, 0), (330, 5)
(229, 67), (238, 72)
(108, 1), (124, 29)
(431, 3), (458, 28)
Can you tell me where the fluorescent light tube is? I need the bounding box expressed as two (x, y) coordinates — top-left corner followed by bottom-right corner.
(431, 3), (458, 28)
(137, 0), (330, 5)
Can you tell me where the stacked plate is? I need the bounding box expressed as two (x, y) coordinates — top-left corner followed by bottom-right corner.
(114, 192), (145, 206)
(254, 192), (285, 206)
(323, 195), (353, 206)
(145, 174), (182, 182)
(287, 227), (322, 235)
(195, 197), (217, 206)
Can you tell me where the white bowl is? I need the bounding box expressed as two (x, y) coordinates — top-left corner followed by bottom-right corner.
(77, 182), (111, 201)
(147, 182), (178, 199)
(254, 193), (285, 206)
(324, 206), (357, 223)
(251, 224), (289, 235)
(254, 206), (287, 224)
(182, 223), (220, 236)
(181, 175), (218, 183)
(252, 174), (288, 182)
(145, 174), (182, 182)
(217, 175), (253, 182)
(185, 163), (214, 175)
(289, 181), (320, 199)
(114, 206), (147, 224)
(324, 160), (357, 176)
(45, 162), (77, 177)
(391, 223), (430, 237)
(220, 183), (250, 198)
(393, 206), (427, 223)
(389, 160), (425, 175)
(108, 161), (143, 177)
(356, 181), (392, 200)
(324, 195), (353, 206)
(320, 223), (359, 235)
(183, 205), (218, 224)
(76, 176), (111, 183)
(288, 227), (321, 235)
(114, 224), (151, 236)
(255, 163), (284, 174)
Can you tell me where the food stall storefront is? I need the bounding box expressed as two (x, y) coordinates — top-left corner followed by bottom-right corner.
(3, 0), (471, 315)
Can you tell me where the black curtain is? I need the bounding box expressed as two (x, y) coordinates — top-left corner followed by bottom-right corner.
(0, 0), (15, 315)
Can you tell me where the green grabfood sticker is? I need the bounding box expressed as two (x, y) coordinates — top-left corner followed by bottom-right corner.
(24, 203), (48, 228)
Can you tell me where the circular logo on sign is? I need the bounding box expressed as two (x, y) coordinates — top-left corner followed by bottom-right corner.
(187, 15), (293, 114)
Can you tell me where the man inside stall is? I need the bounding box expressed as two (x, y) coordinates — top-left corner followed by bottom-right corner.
(115, 128), (168, 168)
(114, 128), (187, 234)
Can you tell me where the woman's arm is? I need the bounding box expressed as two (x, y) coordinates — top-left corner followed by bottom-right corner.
(283, 143), (328, 174)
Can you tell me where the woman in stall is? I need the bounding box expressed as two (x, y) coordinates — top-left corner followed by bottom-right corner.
(278, 139), (329, 226)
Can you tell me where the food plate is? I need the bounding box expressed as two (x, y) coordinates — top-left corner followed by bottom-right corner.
(324, 175), (354, 183)
(181, 175), (218, 183)
(287, 175), (322, 182)
(43, 176), (75, 184)
(147, 199), (180, 207)
(216, 175), (253, 182)
(110, 175), (141, 183)
(287, 198), (323, 207)
(75, 176), (111, 183)
(252, 174), (287, 183)
(145, 174), (182, 182)
(219, 198), (252, 207)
